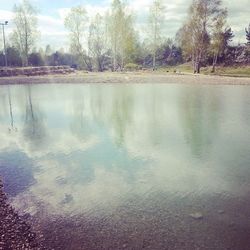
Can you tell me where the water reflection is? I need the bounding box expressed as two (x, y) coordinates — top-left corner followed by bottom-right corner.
(179, 86), (221, 157)
(22, 86), (48, 152)
(7, 86), (18, 133)
(0, 151), (35, 196)
(0, 84), (250, 249)
(110, 87), (134, 146)
(70, 90), (95, 141)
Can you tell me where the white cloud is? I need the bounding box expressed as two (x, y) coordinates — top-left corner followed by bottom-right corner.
(57, 8), (71, 20)
(129, 0), (151, 12)
(0, 0), (249, 50)
(0, 9), (67, 49)
(0, 10), (13, 20)
(36, 14), (68, 48)
(85, 4), (108, 17)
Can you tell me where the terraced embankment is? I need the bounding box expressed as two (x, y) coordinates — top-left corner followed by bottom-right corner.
(0, 66), (74, 77)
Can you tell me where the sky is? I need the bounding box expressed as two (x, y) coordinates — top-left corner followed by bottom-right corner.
(0, 0), (249, 51)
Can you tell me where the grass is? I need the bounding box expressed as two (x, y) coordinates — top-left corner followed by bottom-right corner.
(159, 63), (250, 77)
(204, 65), (250, 77)
(159, 63), (194, 74)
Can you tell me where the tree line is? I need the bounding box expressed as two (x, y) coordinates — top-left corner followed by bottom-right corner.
(0, 0), (249, 73)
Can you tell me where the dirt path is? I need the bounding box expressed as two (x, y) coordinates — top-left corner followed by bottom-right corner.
(0, 72), (250, 85)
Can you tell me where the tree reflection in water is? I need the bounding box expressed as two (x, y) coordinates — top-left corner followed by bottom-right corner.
(7, 86), (18, 133)
(22, 85), (48, 151)
(111, 87), (134, 146)
(70, 90), (94, 141)
(179, 87), (221, 158)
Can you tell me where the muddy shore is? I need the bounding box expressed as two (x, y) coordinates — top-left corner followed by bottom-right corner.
(0, 72), (250, 85)
(0, 178), (45, 250)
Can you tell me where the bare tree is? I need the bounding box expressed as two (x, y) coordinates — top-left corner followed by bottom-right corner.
(148, 0), (166, 70)
(210, 9), (227, 72)
(88, 14), (108, 71)
(107, 0), (136, 71)
(11, 0), (38, 66)
(64, 6), (92, 71)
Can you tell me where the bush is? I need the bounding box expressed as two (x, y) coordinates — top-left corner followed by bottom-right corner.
(124, 63), (139, 71)
(29, 53), (45, 66)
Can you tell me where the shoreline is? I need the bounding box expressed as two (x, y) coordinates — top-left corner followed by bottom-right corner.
(0, 178), (45, 250)
(0, 72), (250, 85)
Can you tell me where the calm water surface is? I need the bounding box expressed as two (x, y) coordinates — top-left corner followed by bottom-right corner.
(0, 84), (250, 250)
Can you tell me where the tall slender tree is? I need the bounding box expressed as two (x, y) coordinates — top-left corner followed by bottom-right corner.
(148, 0), (166, 70)
(210, 9), (227, 72)
(107, 0), (123, 71)
(11, 0), (38, 66)
(88, 14), (108, 71)
(107, 0), (136, 71)
(64, 6), (92, 70)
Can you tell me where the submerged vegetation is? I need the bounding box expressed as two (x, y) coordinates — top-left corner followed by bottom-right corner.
(0, 0), (249, 75)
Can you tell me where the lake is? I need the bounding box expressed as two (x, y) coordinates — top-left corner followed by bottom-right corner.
(0, 83), (250, 250)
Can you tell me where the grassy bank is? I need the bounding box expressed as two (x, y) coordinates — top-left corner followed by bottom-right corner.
(160, 64), (250, 77)
(203, 66), (250, 77)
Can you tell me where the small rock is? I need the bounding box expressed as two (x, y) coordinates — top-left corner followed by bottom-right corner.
(218, 210), (225, 214)
(189, 212), (203, 220)
(229, 222), (235, 227)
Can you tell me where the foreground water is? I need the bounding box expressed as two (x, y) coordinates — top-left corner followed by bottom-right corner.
(0, 84), (250, 250)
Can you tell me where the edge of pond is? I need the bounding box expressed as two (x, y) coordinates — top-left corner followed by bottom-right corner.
(0, 73), (250, 85)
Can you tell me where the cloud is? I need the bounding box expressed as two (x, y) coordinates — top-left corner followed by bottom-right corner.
(36, 14), (68, 48)
(0, 0), (249, 50)
(0, 10), (13, 20)
(0, 9), (68, 49)
(57, 8), (71, 20)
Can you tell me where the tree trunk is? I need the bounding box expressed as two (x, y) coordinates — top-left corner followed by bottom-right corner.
(153, 51), (156, 71)
(196, 62), (200, 73)
(193, 60), (196, 74)
(25, 19), (29, 67)
(121, 51), (124, 71)
(113, 39), (117, 71)
(153, 20), (157, 71)
(81, 53), (92, 72)
(97, 58), (102, 72)
(194, 59), (200, 74)
(113, 56), (116, 71)
(211, 53), (218, 73)
(192, 53), (196, 73)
